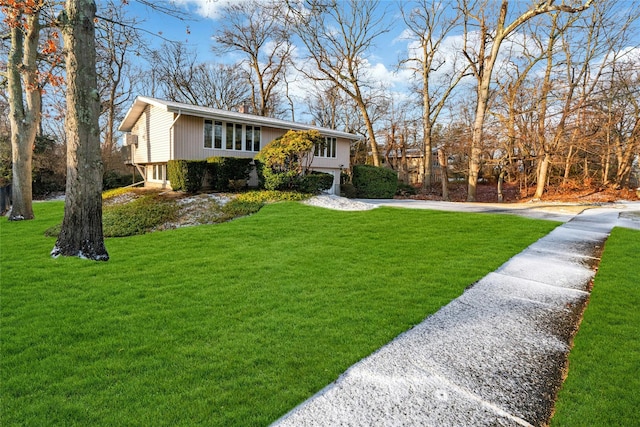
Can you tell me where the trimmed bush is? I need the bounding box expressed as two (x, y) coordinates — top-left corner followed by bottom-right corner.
(352, 165), (398, 198)
(262, 169), (298, 191)
(205, 159), (221, 190)
(254, 159), (265, 188)
(167, 160), (207, 193)
(206, 157), (253, 191)
(299, 171), (334, 194)
(341, 183), (358, 198)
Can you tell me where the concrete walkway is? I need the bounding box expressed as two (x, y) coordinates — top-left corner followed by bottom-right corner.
(273, 201), (640, 426)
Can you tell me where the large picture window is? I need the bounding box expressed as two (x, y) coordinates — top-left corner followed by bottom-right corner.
(315, 137), (337, 158)
(204, 119), (261, 152)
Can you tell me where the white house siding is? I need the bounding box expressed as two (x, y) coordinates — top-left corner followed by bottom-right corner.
(149, 106), (174, 162)
(132, 105), (174, 164)
(131, 108), (148, 164)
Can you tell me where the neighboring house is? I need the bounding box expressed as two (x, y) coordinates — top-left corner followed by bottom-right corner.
(118, 96), (359, 194)
(381, 148), (442, 186)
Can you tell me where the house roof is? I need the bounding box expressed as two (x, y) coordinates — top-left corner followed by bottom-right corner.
(118, 96), (362, 140)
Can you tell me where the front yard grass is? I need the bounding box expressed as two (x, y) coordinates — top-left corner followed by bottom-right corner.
(1, 201), (559, 426)
(551, 227), (640, 426)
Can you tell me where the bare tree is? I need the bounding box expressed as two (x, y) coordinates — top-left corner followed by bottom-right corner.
(3, 1), (43, 220)
(305, 83), (345, 129)
(304, 81), (368, 164)
(149, 42), (251, 111)
(52, 0), (108, 261)
(213, 0), (293, 117)
(400, 0), (469, 189)
(191, 63), (253, 111)
(149, 42), (204, 105)
(287, 0), (390, 166)
(460, 0), (593, 201)
(95, 0), (144, 175)
(599, 59), (640, 187)
(530, 1), (626, 199)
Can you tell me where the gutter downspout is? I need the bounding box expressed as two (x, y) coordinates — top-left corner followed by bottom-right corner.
(169, 109), (182, 161)
(163, 110), (182, 188)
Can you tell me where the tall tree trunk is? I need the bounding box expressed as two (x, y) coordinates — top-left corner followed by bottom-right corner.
(467, 81), (489, 201)
(355, 94), (380, 166)
(422, 75), (432, 189)
(534, 153), (550, 200)
(52, 0), (108, 261)
(497, 169), (505, 202)
(7, 12), (41, 221)
(400, 133), (408, 184)
(563, 145), (574, 185)
(438, 148), (449, 201)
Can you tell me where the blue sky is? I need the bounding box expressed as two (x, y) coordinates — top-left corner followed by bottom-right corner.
(118, 0), (417, 123)
(118, 0), (640, 125)
(122, 0), (411, 88)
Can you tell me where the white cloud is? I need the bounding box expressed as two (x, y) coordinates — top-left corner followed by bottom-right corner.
(169, 0), (251, 20)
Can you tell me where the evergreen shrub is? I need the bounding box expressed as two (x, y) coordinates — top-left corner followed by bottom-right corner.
(299, 171), (334, 194)
(206, 157), (253, 191)
(167, 160), (207, 192)
(341, 183), (357, 198)
(352, 165), (397, 198)
(262, 169), (298, 191)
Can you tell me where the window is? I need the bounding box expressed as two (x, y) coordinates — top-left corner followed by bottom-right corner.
(253, 127), (261, 151)
(245, 125), (261, 151)
(203, 120), (262, 152)
(204, 120), (223, 149)
(315, 137), (337, 158)
(235, 124), (242, 150)
(226, 123), (234, 149)
(152, 164), (165, 181)
(214, 121), (222, 148)
(204, 120), (213, 148)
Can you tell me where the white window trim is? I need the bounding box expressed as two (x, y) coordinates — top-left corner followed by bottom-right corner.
(150, 164), (166, 182)
(315, 137), (337, 158)
(204, 119), (261, 153)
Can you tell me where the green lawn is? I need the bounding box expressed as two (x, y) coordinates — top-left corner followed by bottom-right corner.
(551, 227), (640, 426)
(1, 201), (558, 426)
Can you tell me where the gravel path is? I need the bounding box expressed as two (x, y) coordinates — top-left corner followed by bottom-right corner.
(274, 199), (640, 426)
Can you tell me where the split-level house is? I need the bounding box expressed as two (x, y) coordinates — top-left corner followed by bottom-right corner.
(118, 96), (360, 194)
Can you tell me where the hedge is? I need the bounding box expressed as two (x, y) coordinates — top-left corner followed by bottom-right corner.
(352, 165), (398, 198)
(207, 157), (253, 191)
(299, 171), (334, 194)
(167, 160), (207, 193)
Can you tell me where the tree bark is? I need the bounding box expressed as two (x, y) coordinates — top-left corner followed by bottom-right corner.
(52, 0), (108, 261)
(6, 12), (41, 221)
(534, 153), (550, 199)
(438, 148), (449, 200)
